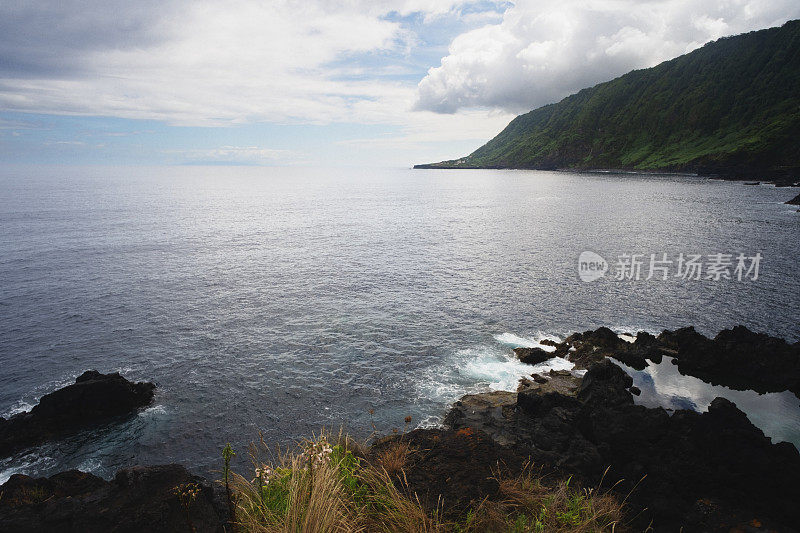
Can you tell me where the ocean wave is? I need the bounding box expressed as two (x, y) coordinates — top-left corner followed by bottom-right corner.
(415, 330), (574, 409)
(0, 400), (34, 418)
(0, 373), (83, 419)
(608, 324), (661, 336)
(0, 452), (56, 485)
(138, 404), (167, 418)
(493, 331), (561, 352)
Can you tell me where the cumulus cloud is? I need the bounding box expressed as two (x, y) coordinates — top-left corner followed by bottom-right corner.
(0, 0), (478, 126)
(416, 0), (800, 114)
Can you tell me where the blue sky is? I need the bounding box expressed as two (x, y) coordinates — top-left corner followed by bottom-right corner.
(1, 1), (798, 167)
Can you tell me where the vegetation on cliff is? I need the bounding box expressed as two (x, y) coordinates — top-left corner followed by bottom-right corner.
(416, 20), (800, 181)
(226, 431), (624, 532)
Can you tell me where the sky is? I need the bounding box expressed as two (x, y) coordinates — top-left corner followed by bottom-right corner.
(1, 0), (798, 167)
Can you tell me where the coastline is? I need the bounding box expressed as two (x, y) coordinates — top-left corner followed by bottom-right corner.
(412, 164), (800, 187)
(2, 325), (799, 531)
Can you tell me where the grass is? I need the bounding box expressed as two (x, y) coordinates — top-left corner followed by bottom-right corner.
(489, 466), (624, 533)
(374, 440), (412, 476)
(223, 432), (626, 533)
(2, 484), (50, 506)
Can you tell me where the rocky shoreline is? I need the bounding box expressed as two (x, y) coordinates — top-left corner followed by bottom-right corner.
(390, 326), (800, 531)
(1, 326), (799, 531)
(413, 164), (800, 188)
(0, 464), (228, 533)
(0, 370), (155, 458)
(441, 360), (799, 531)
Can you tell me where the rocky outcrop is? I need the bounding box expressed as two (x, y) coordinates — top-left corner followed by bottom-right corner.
(444, 359), (800, 531)
(369, 428), (523, 519)
(512, 346), (552, 365)
(0, 464), (228, 532)
(658, 326), (800, 395)
(526, 325), (799, 397)
(561, 327), (666, 370)
(519, 369), (582, 396)
(785, 192), (800, 205)
(0, 371), (156, 458)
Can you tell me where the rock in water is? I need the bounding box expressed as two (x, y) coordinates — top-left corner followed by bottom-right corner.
(658, 325), (800, 395)
(785, 192), (800, 205)
(513, 346), (552, 365)
(551, 325), (799, 396)
(0, 464), (228, 532)
(0, 370), (156, 458)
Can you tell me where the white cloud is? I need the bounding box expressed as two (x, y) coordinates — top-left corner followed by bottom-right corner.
(416, 0), (800, 113)
(0, 1), (474, 127)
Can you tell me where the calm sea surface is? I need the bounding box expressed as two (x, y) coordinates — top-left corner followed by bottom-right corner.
(1, 166), (798, 481)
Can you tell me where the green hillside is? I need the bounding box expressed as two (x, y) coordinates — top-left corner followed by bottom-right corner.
(415, 20), (800, 181)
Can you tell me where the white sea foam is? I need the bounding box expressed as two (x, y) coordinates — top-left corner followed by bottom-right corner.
(610, 324), (660, 336)
(77, 457), (102, 473)
(461, 349), (536, 391)
(0, 400), (34, 418)
(416, 414), (443, 429)
(459, 347), (574, 392)
(139, 404), (167, 418)
(493, 331), (561, 352)
(416, 331), (575, 408)
(0, 453), (55, 485)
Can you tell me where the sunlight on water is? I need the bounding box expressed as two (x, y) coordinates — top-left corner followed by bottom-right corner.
(0, 167), (797, 478)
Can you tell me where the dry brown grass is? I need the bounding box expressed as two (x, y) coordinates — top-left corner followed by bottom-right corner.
(375, 440), (412, 477)
(231, 448), (361, 533)
(357, 467), (447, 533)
(491, 464), (625, 532)
(229, 434), (625, 533)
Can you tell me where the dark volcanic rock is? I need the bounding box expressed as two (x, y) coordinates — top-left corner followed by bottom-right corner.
(785, 192), (800, 205)
(0, 464), (228, 532)
(518, 390), (580, 418)
(444, 359), (800, 531)
(658, 326), (800, 395)
(576, 359), (634, 406)
(442, 391), (518, 445)
(513, 346), (552, 365)
(0, 371), (156, 458)
(564, 327), (674, 370)
(557, 325), (799, 396)
(370, 428), (523, 518)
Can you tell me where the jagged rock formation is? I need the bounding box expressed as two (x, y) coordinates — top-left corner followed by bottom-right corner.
(0, 464), (228, 532)
(0, 370), (156, 458)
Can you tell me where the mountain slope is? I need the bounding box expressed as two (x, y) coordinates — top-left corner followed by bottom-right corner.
(415, 20), (800, 181)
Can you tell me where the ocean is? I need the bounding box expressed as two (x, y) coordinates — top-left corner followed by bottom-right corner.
(1, 165), (798, 482)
